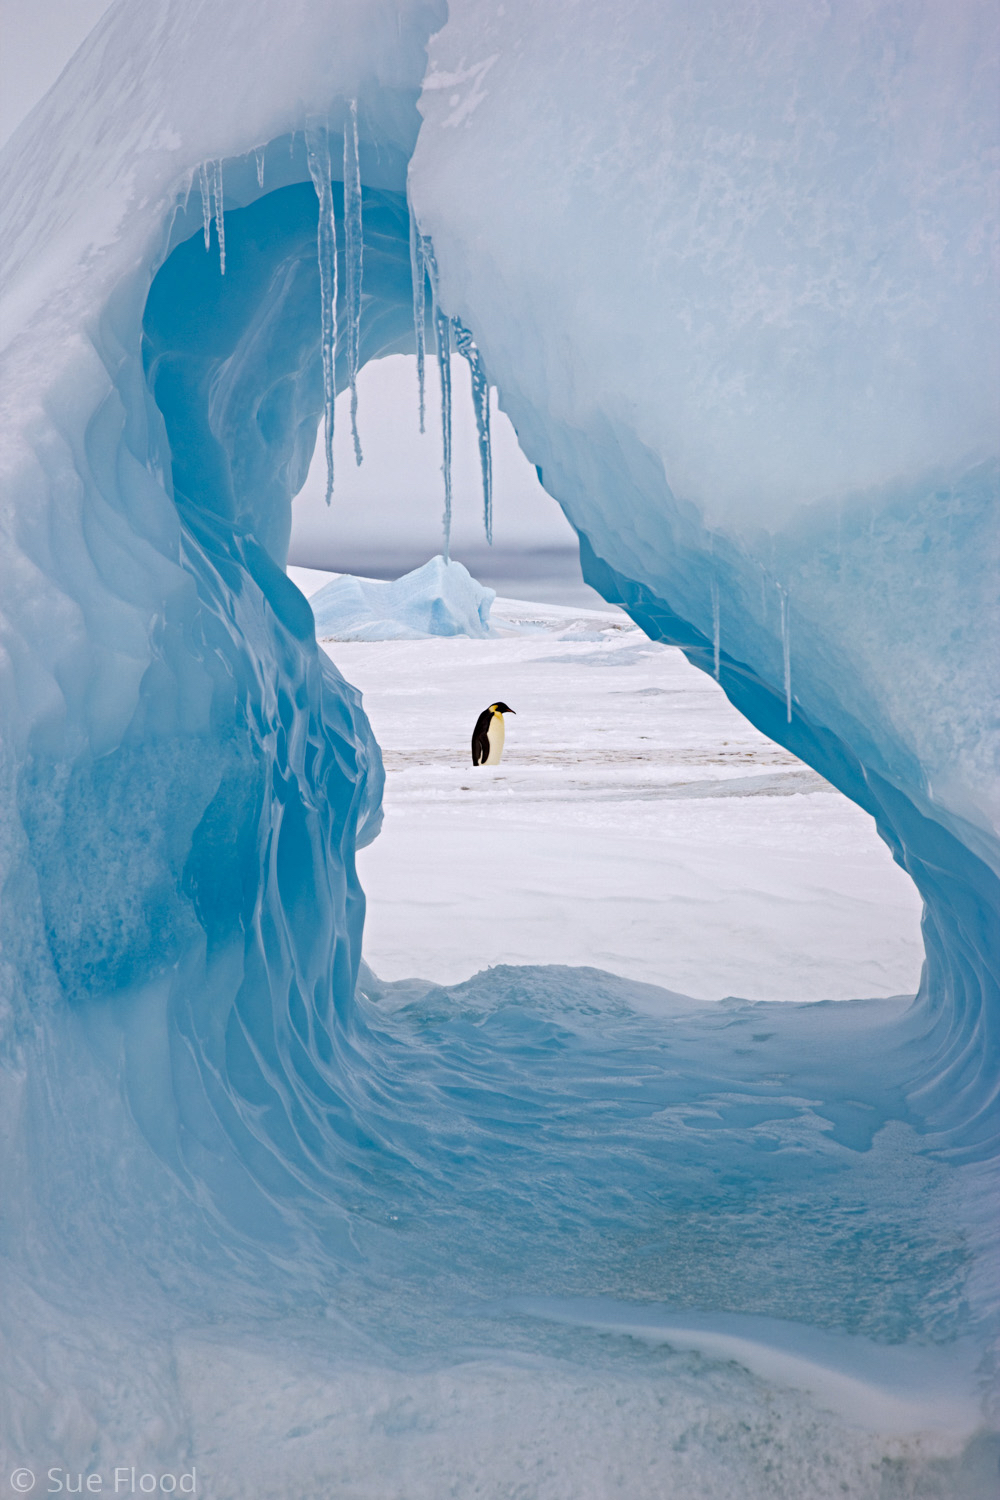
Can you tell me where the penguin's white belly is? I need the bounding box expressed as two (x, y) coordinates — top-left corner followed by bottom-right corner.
(485, 714), (505, 765)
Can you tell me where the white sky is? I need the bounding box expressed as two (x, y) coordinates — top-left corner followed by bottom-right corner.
(290, 354), (577, 566)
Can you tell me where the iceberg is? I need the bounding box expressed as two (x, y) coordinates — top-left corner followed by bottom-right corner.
(310, 555), (495, 640)
(0, 0), (997, 1493)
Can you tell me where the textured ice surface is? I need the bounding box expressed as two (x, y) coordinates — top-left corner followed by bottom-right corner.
(311, 555), (494, 640)
(0, 0), (997, 1492)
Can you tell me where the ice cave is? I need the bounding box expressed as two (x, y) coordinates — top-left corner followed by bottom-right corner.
(0, 0), (997, 1495)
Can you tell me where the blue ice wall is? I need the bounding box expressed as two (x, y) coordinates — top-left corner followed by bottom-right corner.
(3, 169), (400, 1256)
(142, 179), (419, 560)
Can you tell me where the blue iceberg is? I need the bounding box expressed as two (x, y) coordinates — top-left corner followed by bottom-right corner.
(311, 556), (495, 639)
(0, 0), (997, 1492)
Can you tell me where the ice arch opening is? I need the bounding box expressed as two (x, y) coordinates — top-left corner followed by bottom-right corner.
(1, 0), (997, 1485)
(139, 132), (998, 1164)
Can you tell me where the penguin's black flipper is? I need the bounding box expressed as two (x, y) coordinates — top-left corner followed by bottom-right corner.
(471, 708), (493, 766)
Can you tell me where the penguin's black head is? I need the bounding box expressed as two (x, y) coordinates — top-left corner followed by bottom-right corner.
(491, 702), (515, 716)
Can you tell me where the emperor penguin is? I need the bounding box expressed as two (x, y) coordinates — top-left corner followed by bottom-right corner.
(472, 702), (515, 766)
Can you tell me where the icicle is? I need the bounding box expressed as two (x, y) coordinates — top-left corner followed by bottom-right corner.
(212, 159), (226, 276)
(306, 123), (338, 504)
(423, 245), (452, 557)
(198, 162), (212, 251)
(408, 204), (427, 434)
(710, 577), (720, 680)
(436, 304), (453, 559)
(778, 585), (792, 723)
(452, 319), (493, 544)
(255, 147), (265, 189)
(343, 100), (364, 467)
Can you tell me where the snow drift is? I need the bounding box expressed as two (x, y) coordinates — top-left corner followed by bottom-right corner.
(0, 0), (997, 1492)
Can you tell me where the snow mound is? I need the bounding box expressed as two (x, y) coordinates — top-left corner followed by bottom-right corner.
(310, 555), (495, 639)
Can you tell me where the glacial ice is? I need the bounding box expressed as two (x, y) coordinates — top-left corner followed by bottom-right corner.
(0, 0), (997, 1493)
(310, 555), (494, 640)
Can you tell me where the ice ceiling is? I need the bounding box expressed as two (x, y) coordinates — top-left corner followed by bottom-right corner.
(0, 0), (997, 1489)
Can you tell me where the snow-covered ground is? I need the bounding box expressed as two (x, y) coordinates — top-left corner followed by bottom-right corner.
(293, 570), (925, 1003)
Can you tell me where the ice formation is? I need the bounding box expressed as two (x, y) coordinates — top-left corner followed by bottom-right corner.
(408, 204), (429, 431)
(310, 555), (494, 640)
(453, 317), (493, 544)
(342, 98), (364, 467)
(430, 250), (455, 557)
(0, 0), (997, 1493)
(305, 121), (340, 502)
